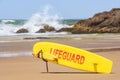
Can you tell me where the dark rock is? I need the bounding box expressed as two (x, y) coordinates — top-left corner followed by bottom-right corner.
(72, 8), (120, 33)
(36, 29), (46, 33)
(16, 28), (29, 33)
(44, 24), (56, 32)
(57, 27), (74, 32)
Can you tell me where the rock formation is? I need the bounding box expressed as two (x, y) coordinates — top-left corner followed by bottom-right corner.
(72, 8), (120, 33)
(44, 24), (55, 32)
(16, 28), (29, 33)
(36, 24), (56, 33)
(36, 29), (46, 33)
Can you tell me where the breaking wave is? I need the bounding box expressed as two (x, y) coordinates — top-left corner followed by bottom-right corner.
(0, 6), (73, 36)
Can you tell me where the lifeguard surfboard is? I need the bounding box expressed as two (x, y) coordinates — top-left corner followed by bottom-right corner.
(33, 42), (113, 74)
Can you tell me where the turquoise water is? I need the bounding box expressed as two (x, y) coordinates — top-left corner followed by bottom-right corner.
(0, 19), (79, 26)
(62, 19), (80, 25)
(0, 19), (24, 25)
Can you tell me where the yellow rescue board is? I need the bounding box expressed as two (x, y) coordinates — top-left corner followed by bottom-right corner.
(33, 42), (113, 74)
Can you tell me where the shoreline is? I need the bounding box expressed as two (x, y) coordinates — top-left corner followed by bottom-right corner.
(0, 33), (120, 42)
(0, 38), (120, 52)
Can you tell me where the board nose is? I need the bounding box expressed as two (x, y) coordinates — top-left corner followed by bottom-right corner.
(32, 52), (39, 58)
(32, 53), (35, 57)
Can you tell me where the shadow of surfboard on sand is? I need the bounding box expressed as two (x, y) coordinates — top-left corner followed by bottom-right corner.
(41, 72), (98, 74)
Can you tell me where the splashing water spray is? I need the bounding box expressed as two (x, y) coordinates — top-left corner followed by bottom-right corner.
(22, 5), (69, 33)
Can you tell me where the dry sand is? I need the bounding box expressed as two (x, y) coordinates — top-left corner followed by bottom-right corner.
(0, 39), (120, 80)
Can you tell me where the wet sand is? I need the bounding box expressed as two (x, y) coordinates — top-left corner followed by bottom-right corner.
(0, 38), (120, 80)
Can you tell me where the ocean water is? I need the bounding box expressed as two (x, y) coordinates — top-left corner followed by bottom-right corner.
(0, 19), (76, 35)
(0, 12), (79, 36)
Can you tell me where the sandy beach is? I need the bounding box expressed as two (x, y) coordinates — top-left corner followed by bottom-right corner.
(0, 38), (120, 80)
(0, 0), (120, 80)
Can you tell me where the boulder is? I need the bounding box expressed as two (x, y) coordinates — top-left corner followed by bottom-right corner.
(44, 25), (56, 32)
(16, 28), (29, 33)
(57, 27), (74, 32)
(36, 29), (46, 33)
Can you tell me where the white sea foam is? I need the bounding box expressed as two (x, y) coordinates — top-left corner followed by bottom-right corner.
(0, 23), (19, 35)
(1, 20), (15, 23)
